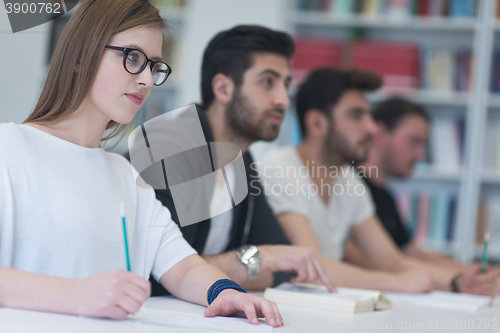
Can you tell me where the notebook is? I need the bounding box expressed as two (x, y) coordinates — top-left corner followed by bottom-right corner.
(264, 282), (392, 314)
(385, 291), (496, 311)
(131, 308), (272, 333)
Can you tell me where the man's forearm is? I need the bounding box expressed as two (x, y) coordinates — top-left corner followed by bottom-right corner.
(320, 257), (410, 292)
(240, 271), (274, 290)
(410, 258), (456, 291)
(412, 249), (466, 275)
(203, 251), (275, 290)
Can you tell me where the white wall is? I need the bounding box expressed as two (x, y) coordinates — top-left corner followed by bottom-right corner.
(177, 0), (288, 107)
(176, 0), (290, 160)
(0, 10), (50, 124)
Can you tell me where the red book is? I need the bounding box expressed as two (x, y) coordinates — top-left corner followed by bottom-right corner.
(292, 38), (343, 86)
(350, 41), (420, 93)
(421, 0), (431, 16)
(415, 193), (430, 244)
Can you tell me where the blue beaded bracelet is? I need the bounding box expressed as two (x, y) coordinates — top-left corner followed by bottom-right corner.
(207, 279), (247, 305)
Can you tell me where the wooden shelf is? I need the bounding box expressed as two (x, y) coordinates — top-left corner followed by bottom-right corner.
(290, 12), (477, 31)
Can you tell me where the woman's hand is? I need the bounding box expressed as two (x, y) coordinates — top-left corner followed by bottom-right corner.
(204, 289), (283, 327)
(73, 270), (151, 320)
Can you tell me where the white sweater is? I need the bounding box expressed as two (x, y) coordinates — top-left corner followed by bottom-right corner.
(0, 123), (196, 281)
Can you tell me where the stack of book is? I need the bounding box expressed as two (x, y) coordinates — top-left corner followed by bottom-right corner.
(264, 282), (392, 314)
(292, 38), (343, 90)
(348, 41), (420, 93)
(292, 38), (473, 95)
(421, 47), (473, 94)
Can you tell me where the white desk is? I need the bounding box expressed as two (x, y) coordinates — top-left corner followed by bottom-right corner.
(1, 295), (499, 333)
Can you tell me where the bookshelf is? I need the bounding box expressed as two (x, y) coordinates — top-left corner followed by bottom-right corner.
(291, 11), (477, 31)
(368, 90), (470, 107)
(285, 0), (500, 263)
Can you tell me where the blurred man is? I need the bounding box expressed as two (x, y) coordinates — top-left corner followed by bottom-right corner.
(344, 97), (500, 293)
(260, 68), (497, 295)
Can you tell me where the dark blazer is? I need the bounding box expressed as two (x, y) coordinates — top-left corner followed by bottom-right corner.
(149, 106), (293, 296)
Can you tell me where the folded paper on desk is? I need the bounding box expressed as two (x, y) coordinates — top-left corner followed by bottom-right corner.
(131, 308), (272, 333)
(385, 291), (496, 311)
(264, 282), (392, 314)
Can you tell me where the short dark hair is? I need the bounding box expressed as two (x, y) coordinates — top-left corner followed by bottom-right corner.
(295, 68), (382, 137)
(201, 25), (295, 109)
(372, 97), (430, 131)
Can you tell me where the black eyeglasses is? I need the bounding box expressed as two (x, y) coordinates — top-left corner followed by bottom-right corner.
(105, 45), (172, 86)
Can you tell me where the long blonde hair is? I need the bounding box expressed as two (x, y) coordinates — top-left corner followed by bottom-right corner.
(24, 0), (167, 142)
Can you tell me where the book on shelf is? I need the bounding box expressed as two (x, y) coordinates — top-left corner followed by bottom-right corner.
(478, 196), (500, 258)
(394, 187), (498, 256)
(490, 49), (500, 94)
(420, 47), (473, 94)
(362, 0), (382, 17)
(429, 117), (465, 171)
(386, 0), (412, 20)
(263, 282), (392, 314)
(332, 0), (355, 16)
(393, 189), (458, 247)
(482, 120), (500, 172)
(295, 0), (476, 18)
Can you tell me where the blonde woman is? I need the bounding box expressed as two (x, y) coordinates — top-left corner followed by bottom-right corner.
(0, 0), (283, 327)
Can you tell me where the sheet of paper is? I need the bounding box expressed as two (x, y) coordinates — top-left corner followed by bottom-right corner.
(130, 308), (273, 333)
(385, 291), (497, 311)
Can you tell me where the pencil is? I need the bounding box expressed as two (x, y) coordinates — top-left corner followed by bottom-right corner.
(480, 231), (490, 274)
(120, 202), (131, 272)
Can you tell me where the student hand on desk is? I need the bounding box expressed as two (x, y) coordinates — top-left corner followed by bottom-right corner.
(73, 270), (150, 320)
(204, 289), (283, 327)
(258, 245), (336, 292)
(458, 264), (498, 297)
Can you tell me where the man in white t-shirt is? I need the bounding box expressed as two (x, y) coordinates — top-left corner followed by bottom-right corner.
(259, 68), (498, 296)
